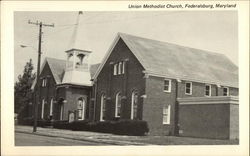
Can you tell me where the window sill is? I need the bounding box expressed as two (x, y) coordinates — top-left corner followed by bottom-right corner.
(163, 123), (170, 125)
(185, 93), (192, 95)
(163, 90), (171, 93)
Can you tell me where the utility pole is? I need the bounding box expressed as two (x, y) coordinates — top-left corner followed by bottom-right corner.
(28, 20), (54, 132)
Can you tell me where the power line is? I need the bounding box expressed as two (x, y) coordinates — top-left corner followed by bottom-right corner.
(55, 11), (184, 28)
(55, 12), (101, 27)
(78, 11), (185, 25)
(18, 11), (185, 54)
(43, 25), (74, 37)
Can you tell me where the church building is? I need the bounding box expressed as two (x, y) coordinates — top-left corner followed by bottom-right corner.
(30, 11), (238, 139)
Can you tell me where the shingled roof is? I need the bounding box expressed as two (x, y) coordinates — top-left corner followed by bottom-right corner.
(94, 33), (238, 88)
(31, 57), (100, 89)
(46, 57), (66, 84)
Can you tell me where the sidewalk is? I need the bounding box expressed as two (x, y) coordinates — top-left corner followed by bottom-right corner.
(15, 125), (148, 145)
(15, 125), (239, 145)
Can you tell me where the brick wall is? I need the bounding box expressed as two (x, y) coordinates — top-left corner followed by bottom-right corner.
(95, 38), (145, 121)
(178, 96), (239, 139)
(35, 62), (56, 120)
(217, 86), (238, 96)
(54, 87), (66, 120)
(64, 86), (90, 120)
(230, 104), (239, 139)
(229, 87), (239, 96)
(54, 85), (91, 120)
(143, 76), (177, 135)
(179, 104), (230, 139)
(34, 61), (93, 121)
(143, 77), (238, 136)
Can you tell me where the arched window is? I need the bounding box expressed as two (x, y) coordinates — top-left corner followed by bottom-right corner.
(41, 99), (45, 119)
(67, 53), (74, 68)
(118, 62), (122, 75)
(77, 54), (85, 66)
(122, 61), (125, 74)
(131, 91), (139, 119)
(115, 92), (122, 117)
(113, 64), (117, 75)
(77, 97), (86, 120)
(100, 94), (106, 121)
(58, 98), (65, 120)
(49, 98), (53, 117)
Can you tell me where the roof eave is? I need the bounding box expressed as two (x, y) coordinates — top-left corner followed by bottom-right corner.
(92, 34), (122, 80)
(144, 70), (238, 88)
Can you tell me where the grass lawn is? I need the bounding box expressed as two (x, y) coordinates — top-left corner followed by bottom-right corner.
(107, 135), (239, 145)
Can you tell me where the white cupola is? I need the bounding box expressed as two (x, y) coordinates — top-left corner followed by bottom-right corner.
(61, 11), (92, 86)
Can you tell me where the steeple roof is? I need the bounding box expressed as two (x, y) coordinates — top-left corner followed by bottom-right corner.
(67, 12), (92, 52)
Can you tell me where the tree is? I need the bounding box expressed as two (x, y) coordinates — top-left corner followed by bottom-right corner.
(14, 59), (36, 117)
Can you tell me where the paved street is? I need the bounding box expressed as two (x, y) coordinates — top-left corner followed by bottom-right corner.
(15, 132), (105, 146)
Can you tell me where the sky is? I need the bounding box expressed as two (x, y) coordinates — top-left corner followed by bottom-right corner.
(14, 11), (238, 81)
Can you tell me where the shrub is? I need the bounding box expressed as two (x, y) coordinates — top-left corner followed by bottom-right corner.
(89, 121), (115, 133)
(37, 120), (52, 127)
(53, 120), (70, 129)
(18, 117), (33, 126)
(70, 120), (89, 131)
(52, 119), (149, 136)
(18, 117), (52, 127)
(113, 120), (149, 136)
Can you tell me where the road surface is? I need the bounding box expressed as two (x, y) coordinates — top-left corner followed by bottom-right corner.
(15, 132), (107, 146)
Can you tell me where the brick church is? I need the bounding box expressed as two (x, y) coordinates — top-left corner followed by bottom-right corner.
(31, 32), (239, 139)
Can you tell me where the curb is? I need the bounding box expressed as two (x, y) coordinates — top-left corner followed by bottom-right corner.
(15, 130), (147, 145)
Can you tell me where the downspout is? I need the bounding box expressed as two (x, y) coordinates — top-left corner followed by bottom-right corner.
(93, 79), (98, 121)
(46, 76), (51, 119)
(124, 59), (129, 100)
(54, 84), (58, 120)
(174, 79), (180, 136)
(88, 86), (92, 120)
(108, 62), (114, 120)
(122, 59), (129, 119)
(109, 62), (113, 97)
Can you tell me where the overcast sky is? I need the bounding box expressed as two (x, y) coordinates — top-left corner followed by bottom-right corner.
(14, 11), (238, 81)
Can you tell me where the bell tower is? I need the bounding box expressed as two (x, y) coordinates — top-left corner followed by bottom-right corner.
(65, 48), (91, 72)
(62, 48), (92, 86)
(61, 11), (92, 86)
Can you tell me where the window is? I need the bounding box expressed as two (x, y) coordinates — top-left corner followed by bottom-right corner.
(205, 84), (211, 96)
(100, 94), (106, 121)
(163, 105), (171, 124)
(115, 92), (122, 117)
(41, 99), (45, 119)
(59, 104), (64, 120)
(42, 78), (47, 87)
(131, 91), (138, 119)
(122, 61), (125, 74)
(49, 98), (53, 116)
(185, 82), (192, 95)
(114, 61), (125, 76)
(223, 87), (229, 96)
(118, 62), (122, 75)
(113, 64), (117, 75)
(77, 98), (86, 120)
(164, 79), (171, 92)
